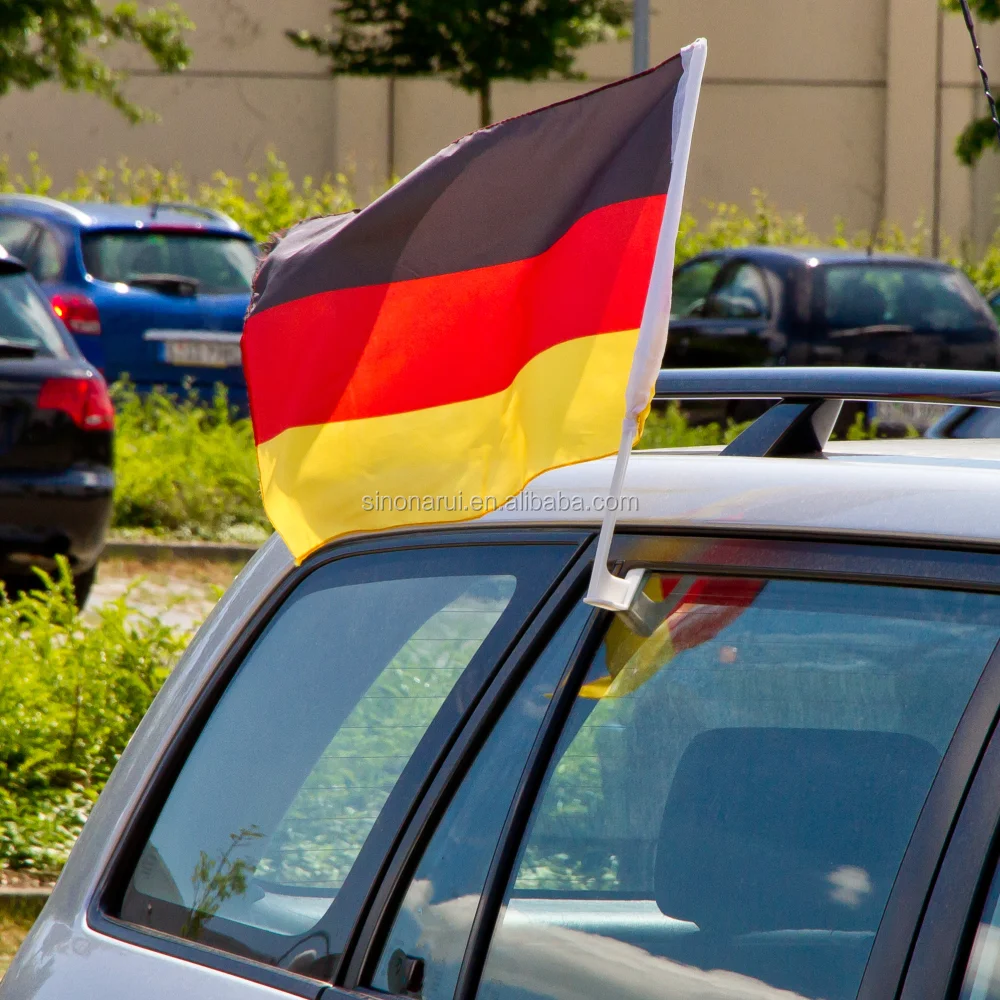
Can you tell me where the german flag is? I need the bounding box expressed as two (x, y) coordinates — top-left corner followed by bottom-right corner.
(243, 41), (706, 561)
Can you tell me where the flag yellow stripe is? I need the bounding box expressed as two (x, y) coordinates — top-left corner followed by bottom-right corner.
(257, 327), (641, 561)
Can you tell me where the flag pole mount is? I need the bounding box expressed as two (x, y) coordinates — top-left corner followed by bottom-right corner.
(584, 37), (708, 613)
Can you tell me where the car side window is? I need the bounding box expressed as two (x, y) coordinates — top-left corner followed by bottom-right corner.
(957, 857), (1000, 999)
(670, 258), (721, 318)
(475, 576), (1000, 1000)
(370, 600), (593, 1000)
(0, 216), (39, 264)
(702, 262), (771, 320)
(117, 541), (578, 982)
(31, 224), (63, 281)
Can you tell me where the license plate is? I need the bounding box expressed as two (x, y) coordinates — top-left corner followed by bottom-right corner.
(872, 400), (949, 431)
(162, 340), (242, 368)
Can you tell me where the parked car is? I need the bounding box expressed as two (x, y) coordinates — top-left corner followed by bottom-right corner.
(10, 367), (1000, 1000)
(0, 244), (113, 606)
(987, 287), (1000, 327)
(0, 196), (257, 409)
(670, 248), (1000, 429)
(926, 403), (1000, 438)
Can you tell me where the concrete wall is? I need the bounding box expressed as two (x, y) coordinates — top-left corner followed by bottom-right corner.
(0, 0), (998, 247)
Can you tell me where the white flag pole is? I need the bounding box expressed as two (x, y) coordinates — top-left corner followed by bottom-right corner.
(585, 37), (708, 611)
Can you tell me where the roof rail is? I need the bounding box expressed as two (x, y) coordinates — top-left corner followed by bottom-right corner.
(652, 367), (1000, 458)
(0, 194), (93, 225)
(147, 202), (241, 230)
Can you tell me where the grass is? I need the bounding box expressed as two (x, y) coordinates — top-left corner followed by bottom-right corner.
(111, 382), (271, 542)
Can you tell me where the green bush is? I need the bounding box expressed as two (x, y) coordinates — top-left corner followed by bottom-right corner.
(637, 403), (750, 449)
(0, 562), (184, 873)
(0, 152), (997, 288)
(0, 150), (358, 244)
(111, 382), (270, 541)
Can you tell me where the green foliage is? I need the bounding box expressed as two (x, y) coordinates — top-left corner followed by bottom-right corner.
(673, 190), (930, 267)
(289, 0), (631, 127)
(0, 0), (192, 123)
(0, 560), (184, 873)
(636, 403), (750, 449)
(943, 0), (1000, 164)
(111, 382), (270, 540)
(42, 150), (357, 244)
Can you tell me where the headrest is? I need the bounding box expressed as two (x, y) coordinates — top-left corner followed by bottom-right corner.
(654, 727), (940, 934)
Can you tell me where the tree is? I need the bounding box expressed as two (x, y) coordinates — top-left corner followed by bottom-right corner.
(288, 0), (631, 129)
(0, 1), (193, 124)
(948, 0), (1000, 164)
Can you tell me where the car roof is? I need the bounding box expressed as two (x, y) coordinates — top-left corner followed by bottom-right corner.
(243, 437), (1000, 573)
(472, 438), (1000, 549)
(691, 245), (955, 270)
(0, 194), (249, 236)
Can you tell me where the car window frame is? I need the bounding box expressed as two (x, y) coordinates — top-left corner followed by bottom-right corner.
(0, 213), (43, 268)
(89, 527), (592, 999)
(701, 259), (774, 322)
(670, 253), (724, 319)
(895, 660), (1000, 1000)
(316, 533), (1000, 1000)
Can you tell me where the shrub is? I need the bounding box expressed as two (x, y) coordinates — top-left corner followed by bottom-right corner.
(0, 562), (184, 873)
(0, 150), (358, 244)
(111, 382), (270, 540)
(636, 403), (750, 449)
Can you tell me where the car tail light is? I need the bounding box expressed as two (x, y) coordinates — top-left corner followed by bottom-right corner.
(38, 377), (115, 431)
(50, 293), (101, 336)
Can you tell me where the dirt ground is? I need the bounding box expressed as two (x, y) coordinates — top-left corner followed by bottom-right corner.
(87, 556), (244, 633)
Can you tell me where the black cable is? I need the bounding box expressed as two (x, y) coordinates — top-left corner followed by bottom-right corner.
(958, 0), (1000, 149)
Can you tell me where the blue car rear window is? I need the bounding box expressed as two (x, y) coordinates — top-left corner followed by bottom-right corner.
(82, 231), (258, 295)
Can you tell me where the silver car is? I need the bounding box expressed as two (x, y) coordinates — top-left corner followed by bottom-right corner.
(8, 367), (1000, 1000)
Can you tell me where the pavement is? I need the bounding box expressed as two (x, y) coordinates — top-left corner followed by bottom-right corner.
(87, 555), (244, 633)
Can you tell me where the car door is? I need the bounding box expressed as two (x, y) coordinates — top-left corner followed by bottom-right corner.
(6, 530), (588, 1000)
(893, 656), (1000, 1000)
(665, 259), (778, 370)
(312, 534), (1000, 1000)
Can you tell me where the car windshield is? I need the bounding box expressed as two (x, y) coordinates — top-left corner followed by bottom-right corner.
(82, 231), (258, 295)
(823, 263), (994, 333)
(0, 271), (69, 357)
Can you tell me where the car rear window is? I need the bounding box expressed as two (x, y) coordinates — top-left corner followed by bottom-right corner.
(823, 264), (994, 333)
(0, 271), (69, 358)
(116, 541), (578, 981)
(82, 231), (257, 294)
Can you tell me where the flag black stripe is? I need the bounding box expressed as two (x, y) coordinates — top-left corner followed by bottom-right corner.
(250, 55), (683, 315)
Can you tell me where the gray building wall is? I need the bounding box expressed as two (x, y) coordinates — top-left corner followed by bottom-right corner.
(0, 0), (998, 247)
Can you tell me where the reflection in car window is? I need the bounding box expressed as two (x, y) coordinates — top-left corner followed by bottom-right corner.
(670, 258), (722, 318)
(477, 577), (1000, 1000)
(118, 543), (576, 981)
(703, 263), (770, 320)
(371, 601), (593, 1000)
(959, 857), (1000, 999)
(0, 273), (70, 357)
(824, 264), (994, 333)
(82, 232), (258, 294)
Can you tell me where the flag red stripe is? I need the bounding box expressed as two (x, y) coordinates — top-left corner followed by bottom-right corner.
(244, 194), (665, 445)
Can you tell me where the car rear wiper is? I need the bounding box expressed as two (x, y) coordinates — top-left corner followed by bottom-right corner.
(0, 338), (38, 358)
(127, 273), (200, 297)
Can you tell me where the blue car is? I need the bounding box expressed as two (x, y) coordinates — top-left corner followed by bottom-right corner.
(0, 196), (258, 409)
